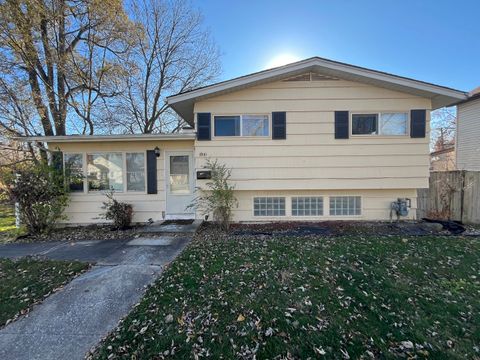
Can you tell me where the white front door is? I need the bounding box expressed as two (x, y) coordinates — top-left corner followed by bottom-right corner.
(165, 151), (195, 219)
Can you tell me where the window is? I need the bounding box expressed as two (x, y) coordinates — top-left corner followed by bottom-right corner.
(329, 196), (361, 216)
(169, 155), (190, 194)
(254, 197), (285, 216)
(379, 113), (408, 135)
(64, 153), (84, 192)
(214, 116), (240, 136)
(292, 197), (323, 216)
(214, 115), (269, 137)
(352, 114), (378, 135)
(352, 112), (408, 136)
(242, 115), (269, 136)
(126, 153), (145, 192)
(87, 153), (123, 192)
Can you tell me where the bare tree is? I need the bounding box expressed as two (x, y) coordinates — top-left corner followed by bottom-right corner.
(430, 107), (456, 151)
(0, 0), (133, 139)
(114, 0), (221, 134)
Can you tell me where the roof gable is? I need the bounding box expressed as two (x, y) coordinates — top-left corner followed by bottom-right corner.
(168, 56), (468, 123)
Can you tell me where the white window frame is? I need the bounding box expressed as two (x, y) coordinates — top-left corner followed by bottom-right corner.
(63, 152), (86, 193)
(63, 151), (147, 194)
(252, 196), (286, 217)
(86, 152), (125, 193)
(291, 196), (324, 217)
(351, 111), (409, 137)
(213, 114), (270, 138)
(125, 152), (147, 193)
(329, 196), (362, 216)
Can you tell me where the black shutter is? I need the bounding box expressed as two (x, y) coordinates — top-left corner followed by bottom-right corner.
(410, 109), (426, 138)
(272, 112), (286, 139)
(52, 151), (63, 172)
(197, 113), (211, 140)
(146, 150), (157, 194)
(334, 111), (349, 139)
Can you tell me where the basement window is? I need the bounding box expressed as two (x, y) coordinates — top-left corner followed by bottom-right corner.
(292, 197), (324, 216)
(253, 197), (286, 216)
(329, 196), (361, 216)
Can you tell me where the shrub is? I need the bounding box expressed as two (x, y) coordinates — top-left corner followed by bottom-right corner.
(1, 162), (69, 234)
(189, 159), (238, 231)
(101, 191), (133, 229)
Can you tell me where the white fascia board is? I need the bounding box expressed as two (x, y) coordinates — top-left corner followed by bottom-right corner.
(16, 134), (195, 143)
(168, 58), (467, 104)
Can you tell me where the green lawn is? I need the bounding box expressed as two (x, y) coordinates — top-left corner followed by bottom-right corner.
(0, 258), (89, 326)
(93, 232), (480, 359)
(0, 205), (26, 243)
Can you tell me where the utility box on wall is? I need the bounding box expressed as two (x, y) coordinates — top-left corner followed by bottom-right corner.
(196, 170), (212, 179)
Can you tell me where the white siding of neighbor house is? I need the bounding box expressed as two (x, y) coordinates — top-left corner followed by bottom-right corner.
(457, 98), (480, 170)
(193, 77), (431, 221)
(48, 140), (194, 224)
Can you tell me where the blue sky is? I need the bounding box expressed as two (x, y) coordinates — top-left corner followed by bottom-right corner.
(194, 0), (479, 92)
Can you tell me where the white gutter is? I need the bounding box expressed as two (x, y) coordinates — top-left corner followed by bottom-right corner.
(16, 133), (195, 143)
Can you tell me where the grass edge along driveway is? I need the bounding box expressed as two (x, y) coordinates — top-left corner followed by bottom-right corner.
(0, 257), (89, 327)
(92, 232), (480, 359)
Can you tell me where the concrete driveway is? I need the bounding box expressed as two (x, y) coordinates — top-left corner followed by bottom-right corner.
(0, 235), (191, 360)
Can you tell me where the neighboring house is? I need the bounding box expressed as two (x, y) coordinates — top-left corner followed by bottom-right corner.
(456, 87), (480, 170)
(430, 146), (456, 171)
(23, 57), (467, 224)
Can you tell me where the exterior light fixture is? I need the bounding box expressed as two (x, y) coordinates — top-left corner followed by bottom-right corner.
(154, 146), (161, 157)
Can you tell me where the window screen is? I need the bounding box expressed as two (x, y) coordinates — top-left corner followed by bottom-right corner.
(242, 115), (269, 136)
(253, 197), (286, 216)
(379, 113), (408, 135)
(329, 196), (361, 216)
(292, 197), (323, 216)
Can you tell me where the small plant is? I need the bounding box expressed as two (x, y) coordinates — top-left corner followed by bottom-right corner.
(1, 162), (69, 234)
(101, 190), (133, 229)
(189, 159), (238, 231)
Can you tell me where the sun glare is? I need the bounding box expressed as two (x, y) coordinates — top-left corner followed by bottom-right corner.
(265, 54), (301, 69)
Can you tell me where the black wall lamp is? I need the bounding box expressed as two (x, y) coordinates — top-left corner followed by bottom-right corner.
(154, 146), (161, 157)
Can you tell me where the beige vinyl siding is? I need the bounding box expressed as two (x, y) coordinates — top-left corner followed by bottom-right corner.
(457, 98), (480, 170)
(194, 78), (431, 191)
(49, 140), (193, 224)
(194, 77), (430, 221)
(231, 189), (417, 222)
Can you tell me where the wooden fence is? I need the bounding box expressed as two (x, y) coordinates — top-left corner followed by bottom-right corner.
(417, 171), (480, 224)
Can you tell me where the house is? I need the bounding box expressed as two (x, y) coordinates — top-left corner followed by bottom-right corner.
(23, 57), (467, 224)
(430, 146), (456, 171)
(456, 87), (480, 170)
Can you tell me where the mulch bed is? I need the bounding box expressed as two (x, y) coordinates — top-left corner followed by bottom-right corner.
(230, 221), (439, 237)
(15, 225), (143, 243)
(11, 220), (480, 244)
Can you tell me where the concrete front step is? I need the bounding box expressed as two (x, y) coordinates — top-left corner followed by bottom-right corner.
(140, 219), (203, 234)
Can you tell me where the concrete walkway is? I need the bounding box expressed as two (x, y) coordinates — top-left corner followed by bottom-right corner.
(0, 229), (195, 360)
